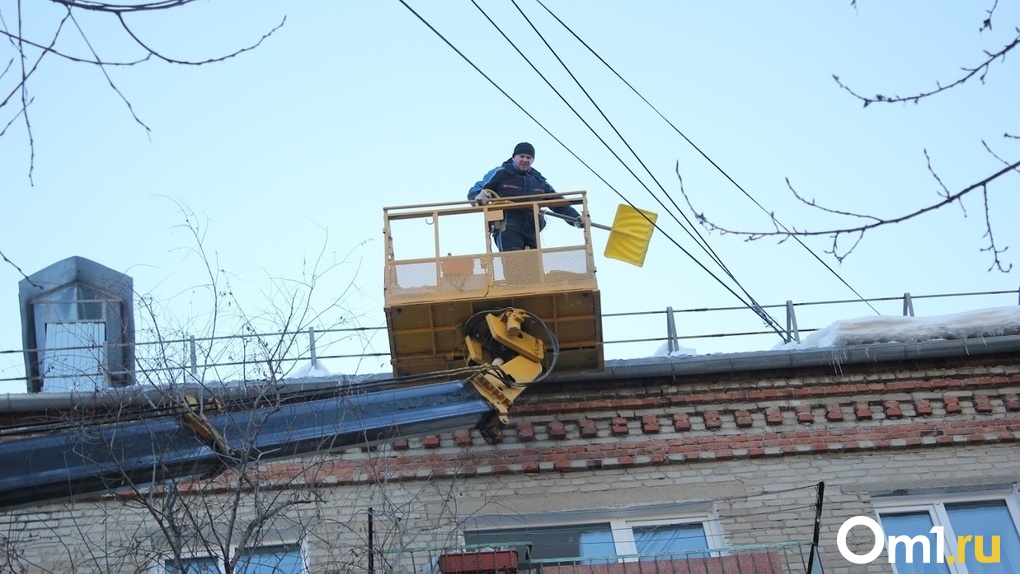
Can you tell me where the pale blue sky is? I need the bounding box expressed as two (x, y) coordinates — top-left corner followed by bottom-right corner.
(2, 1), (1018, 393)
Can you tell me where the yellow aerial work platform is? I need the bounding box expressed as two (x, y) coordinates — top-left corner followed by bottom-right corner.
(383, 191), (604, 381)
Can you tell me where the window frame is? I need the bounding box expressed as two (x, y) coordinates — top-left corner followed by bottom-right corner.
(873, 487), (1020, 574)
(462, 502), (726, 565)
(610, 516), (726, 560)
(156, 541), (306, 574)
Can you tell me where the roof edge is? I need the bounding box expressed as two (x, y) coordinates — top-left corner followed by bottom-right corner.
(3, 335), (1019, 414)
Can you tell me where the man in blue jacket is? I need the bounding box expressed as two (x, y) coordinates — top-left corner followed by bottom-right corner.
(468, 142), (584, 252)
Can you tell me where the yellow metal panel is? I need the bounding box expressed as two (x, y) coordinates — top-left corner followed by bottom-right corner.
(385, 289), (603, 381)
(383, 192), (604, 381)
(603, 204), (657, 267)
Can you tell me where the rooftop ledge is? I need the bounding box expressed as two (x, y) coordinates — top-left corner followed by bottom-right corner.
(2, 333), (1019, 414)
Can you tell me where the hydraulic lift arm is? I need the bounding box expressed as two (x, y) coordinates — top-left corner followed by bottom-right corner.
(0, 308), (552, 511)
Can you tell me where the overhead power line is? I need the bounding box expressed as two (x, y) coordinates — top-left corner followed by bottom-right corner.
(483, 0), (787, 338)
(395, 0), (787, 340)
(534, 0), (878, 316)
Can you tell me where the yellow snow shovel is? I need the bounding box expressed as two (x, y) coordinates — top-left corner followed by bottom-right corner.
(545, 204), (658, 267)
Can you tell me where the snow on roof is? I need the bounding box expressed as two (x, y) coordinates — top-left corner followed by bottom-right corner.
(651, 306), (1020, 358)
(775, 306), (1020, 349)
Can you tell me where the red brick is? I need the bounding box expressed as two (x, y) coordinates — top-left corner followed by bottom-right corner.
(796, 406), (814, 424)
(422, 435), (440, 449)
(974, 396), (993, 414)
(548, 421), (568, 440)
(944, 397), (963, 414)
(611, 421), (629, 436)
(642, 415), (660, 434)
(826, 405), (844, 422)
(855, 403), (873, 420)
(1004, 395), (1020, 411)
(516, 423), (535, 442)
(914, 399), (933, 416)
(765, 408), (784, 426)
(884, 401), (903, 419)
(673, 414), (692, 432)
(704, 411), (722, 430)
(734, 410), (753, 428)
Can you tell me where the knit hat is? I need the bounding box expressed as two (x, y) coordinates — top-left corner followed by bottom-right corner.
(513, 142), (535, 157)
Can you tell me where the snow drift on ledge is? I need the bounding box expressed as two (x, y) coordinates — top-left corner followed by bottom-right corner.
(651, 306), (1020, 357)
(776, 306), (1020, 349)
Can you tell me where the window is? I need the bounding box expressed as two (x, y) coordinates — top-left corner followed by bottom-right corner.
(236, 546), (304, 573)
(165, 556), (219, 574)
(164, 544), (304, 574)
(463, 505), (722, 567)
(34, 283), (114, 392)
(875, 490), (1020, 574)
(41, 321), (106, 391)
(632, 523), (710, 560)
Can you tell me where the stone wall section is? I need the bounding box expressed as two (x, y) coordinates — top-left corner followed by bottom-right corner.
(273, 363), (1020, 486)
(4, 356), (1020, 573)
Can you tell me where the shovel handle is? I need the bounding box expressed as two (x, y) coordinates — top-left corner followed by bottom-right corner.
(541, 209), (610, 231)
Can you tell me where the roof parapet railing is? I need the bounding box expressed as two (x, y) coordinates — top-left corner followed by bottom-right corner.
(786, 300), (800, 344)
(903, 292), (914, 317)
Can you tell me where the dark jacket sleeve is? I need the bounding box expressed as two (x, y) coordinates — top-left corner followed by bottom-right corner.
(540, 179), (581, 222)
(468, 166), (502, 200)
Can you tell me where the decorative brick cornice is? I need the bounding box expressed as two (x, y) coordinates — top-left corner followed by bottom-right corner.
(249, 368), (1020, 488)
(269, 415), (1020, 488)
(548, 420), (567, 440)
(673, 414), (691, 431)
(513, 371), (1020, 417)
(248, 391), (1020, 488)
(915, 399), (933, 416)
(1006, 394), (1020, 411)
(825, 404), (844, 422)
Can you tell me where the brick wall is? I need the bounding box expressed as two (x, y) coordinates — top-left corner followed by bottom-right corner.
(2, 354), (1018, 573)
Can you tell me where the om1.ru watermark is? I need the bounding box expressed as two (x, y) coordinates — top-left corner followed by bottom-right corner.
(837, 516), (1001, 565)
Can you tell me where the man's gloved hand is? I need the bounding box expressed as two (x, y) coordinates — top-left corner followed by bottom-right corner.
(474, 189), (494, 206)
(572, 216), (586, 228)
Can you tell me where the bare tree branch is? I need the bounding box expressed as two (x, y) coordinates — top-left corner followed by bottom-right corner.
(833, 29), (1020, 107)
(708, 4), (1020, 271)
(51, 0), (202, 13)
(981, 0), (1001, 32)
(0, 1), (286, 182)
(0, 28), (151, 66)
(680, 158), (1020, 268)
(69, 10), (152, 134)
(0, 249), (39, 287)
(115, 12), (287, 66)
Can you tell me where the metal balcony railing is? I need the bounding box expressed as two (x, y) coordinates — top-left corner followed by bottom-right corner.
(0, 288), (1016, 391)
(395, 541), (818, 574)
